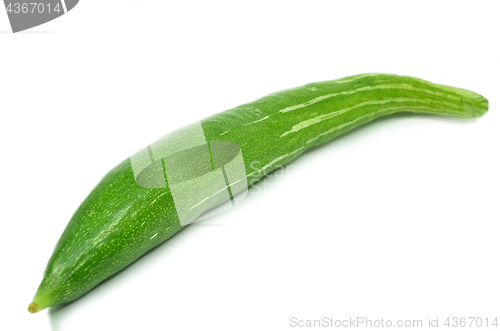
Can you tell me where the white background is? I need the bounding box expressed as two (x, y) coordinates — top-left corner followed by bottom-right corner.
(1, 1), (499, 330)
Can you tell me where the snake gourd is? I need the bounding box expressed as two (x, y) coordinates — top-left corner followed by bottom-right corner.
(28, 73), (488, 313)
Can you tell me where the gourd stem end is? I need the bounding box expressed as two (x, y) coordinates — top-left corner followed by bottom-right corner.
(28, 303), (40, 314)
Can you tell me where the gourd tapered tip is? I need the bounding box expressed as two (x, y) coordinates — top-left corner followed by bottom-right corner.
(28, 303), (40, 314)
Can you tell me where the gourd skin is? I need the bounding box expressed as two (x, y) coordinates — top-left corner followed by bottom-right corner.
(29, 74), (488, 312)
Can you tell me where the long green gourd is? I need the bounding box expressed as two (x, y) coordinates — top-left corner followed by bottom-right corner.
(28, 73), (488, 313)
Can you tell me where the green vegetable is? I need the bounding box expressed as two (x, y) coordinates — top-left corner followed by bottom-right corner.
(28, 73), (488, 313)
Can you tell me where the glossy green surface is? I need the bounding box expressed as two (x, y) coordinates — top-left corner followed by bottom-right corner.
(30, 73), (488, 312)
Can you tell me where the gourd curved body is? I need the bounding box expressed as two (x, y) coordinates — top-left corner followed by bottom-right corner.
(29, 73), (488, 312)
